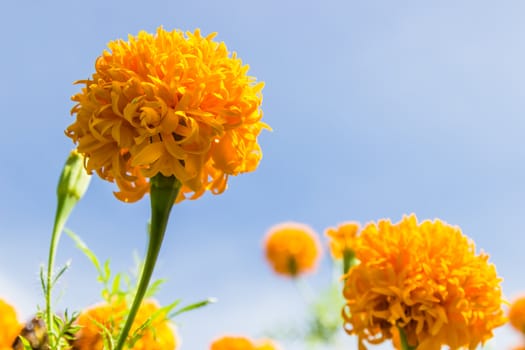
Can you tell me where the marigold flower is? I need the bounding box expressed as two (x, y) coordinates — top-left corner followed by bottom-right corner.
(326, 222), (361, 275)
(0, 299), (22, 350)
(509, 296), (525, 334)
(342, 214), (505, 350)
(254, 339), (281, 350)
(210, 336), (280, 350)
(264, 222), (322, 277)
(210, 336), (255, 350)
(74, 299), (177, 350)
(66, 27), (266, 203)
(325, 221), (360, 260)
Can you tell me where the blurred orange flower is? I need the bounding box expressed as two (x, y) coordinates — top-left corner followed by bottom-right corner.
(264, 222), (322, 277)
(509, 296), (525, 334)
(210, 336), (280, 350)
(0, 299), (22, 350)
(343, 214), (505, 350)
(74, 299), (177, 350)
(325, 221), (360, 259)
(66, 27), (267, 203)
(254, 339), (281, 350)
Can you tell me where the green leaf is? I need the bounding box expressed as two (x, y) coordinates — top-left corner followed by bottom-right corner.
(145, 278), (166, 298)
(52, 261), (71, 287)
(89, 317), (115, 350)
(158, 299), (181, 316)
(39, 265), (47, 294)
(111, 273), (122, 295)
(65, 228), (103, 275)
(103, 260), (111, 282)
(128, 317), (153, 347)
(169, 297), (217, 318)
(17, 336), (33, 350)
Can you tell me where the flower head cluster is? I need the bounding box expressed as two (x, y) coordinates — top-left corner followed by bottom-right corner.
(325, 221), (360, 260)
(210, 336), (280, 350)
(66, 27), (266, 203)
(74, 299), (177, 350)
(509, 296), (525, 334)
(342, 215), (505, 350)
(263, 222), (322, 277)
(0, 299), (22, 350)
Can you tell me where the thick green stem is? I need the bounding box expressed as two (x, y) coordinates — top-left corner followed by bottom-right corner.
(398, 326), (417, 350)
(46, 195), (77, 347)
(114, 174), (181, 350)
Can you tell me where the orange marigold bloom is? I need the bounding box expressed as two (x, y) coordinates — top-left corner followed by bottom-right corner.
(254, 339), (281, 350)
(0, 299), (22, 350)
(343, 214), (505, 350)
(210, 336), (255, 350)
(264, 222), (322, 277)
(210, 336), (280, 350)
(509, 296), (525, 334)
(66, 27), (267, 203)
(74, 299), (177, 350)
(325, 221), (360, 260)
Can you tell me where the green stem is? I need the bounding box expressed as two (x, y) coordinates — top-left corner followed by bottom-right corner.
(46, 195), (77, 348)
(342, 249), (355, 275)
(294, 276), (315, 304)
(114, 174), (181, 350)
(398, 326), (417, 350)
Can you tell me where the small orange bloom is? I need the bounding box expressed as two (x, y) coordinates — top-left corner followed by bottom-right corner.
(210, 336), (280, 350)
(325, 221), (360, 260)
(509, 296), (525, 334)
(254, 339), (281, 350)
(264, 222), (322, 277)
(210, 336), (255, 350)
(74, 299), (177, 350)
(0, 299), (22, 350)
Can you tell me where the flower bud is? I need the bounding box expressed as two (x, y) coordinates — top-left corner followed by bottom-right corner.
(57, 150), (91, 201)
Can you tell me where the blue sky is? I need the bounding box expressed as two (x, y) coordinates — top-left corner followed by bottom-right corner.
(1, 1), (525, 349)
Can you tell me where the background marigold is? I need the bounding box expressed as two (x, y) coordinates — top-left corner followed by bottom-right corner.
(0, 299), (22, 350)
(66, 27), (267, 203)
(253, 339), (281, 350)
(342, 214), (505, 350)
(509, 296), (525, 334)
(263, 222), (322, 277)
(74, 299), (177, 350)
(210, 336), (280, 350)
(325, 221), (360, 260)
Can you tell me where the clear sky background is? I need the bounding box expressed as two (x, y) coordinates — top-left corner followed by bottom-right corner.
(1, 1), (525, 349)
